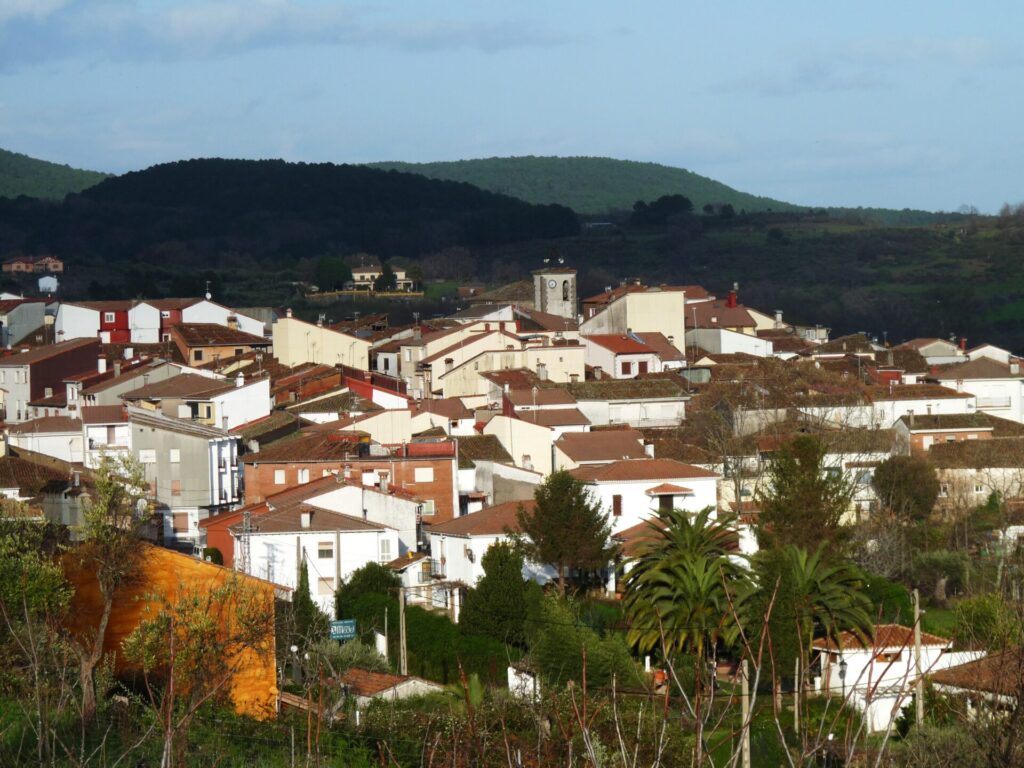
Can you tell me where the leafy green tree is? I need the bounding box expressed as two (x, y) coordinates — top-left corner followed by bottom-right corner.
(314, 255), (353, 291)
(952, 592), (1021, 650)
(293, 559), (327, 645)
(755, 436), (855, 551)
(861, 571), (913, 623)
(335, 561), (399, 619)
(460, 542), (528, 645)
(872, 455), (940, 524)
(515, 470), (615, 594)
(913, 550), (967, 606)
(373, 263), (397, 292)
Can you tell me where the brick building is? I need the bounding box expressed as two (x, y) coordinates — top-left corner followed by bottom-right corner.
(242, 434), (459, 523)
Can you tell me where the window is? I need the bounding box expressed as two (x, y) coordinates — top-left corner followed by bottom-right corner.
(273, 469), (286, 485)
(161, 310), (170, 319)
(298, 468), (310, 484)
(169, 448), (180, 464)
(939, 483), (949, 497)
(194, 350), (204, 361)
(162, 333), (171, 342)
(638, 361), (648, 374)
(383, 358), (390, 371)
(975, 484), (985, 494)
(414, 467), (434, 483)
(103, 312), (115, 323)
(620, 361), (632, 376)
(198, 403), (212, 420)
(612, 495), (622, 517)
(138, 449), (156, 464)
(234, 348), (244, 356)
(875, 651), (903, 663)
(562, 280), (569, 301)
(379, 538), (392, 563)
(317, 577), (335, 596)
(171, 480), (181, 497)
(404, 348), (412, 362)
(318, 542), (333, 559)
(420, 500), (436, 517)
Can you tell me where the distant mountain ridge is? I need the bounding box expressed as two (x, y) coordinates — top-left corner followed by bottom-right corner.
(369, 155), (803, 215)
(0, 147), (108, 200)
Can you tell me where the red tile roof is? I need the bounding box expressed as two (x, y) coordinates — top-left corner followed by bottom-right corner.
(81, 405), (129, 424)
(930, 649), (1024, 695)
(645, 483), (694, 495)
(227, 505), (386, 535)
(121, 373), (237, 400)
(571, 458), (719, 483)
(585, 334), (655, 355)
(338, 668), (439, 698)
(8, 416), (82, 434)
(171, 323), (269, 347)
(0, 338), (98, 367)
(555, 430), (646, 462)
(514, 408), (591, 427)
(813, 623), (950, 651)
(428, 500), (535, 536)
(507, 388), (576, 407)
(689, 300), (756, 330)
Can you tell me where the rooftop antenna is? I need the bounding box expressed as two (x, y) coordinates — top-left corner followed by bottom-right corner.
(204, 280), (212, 301)
(558, 256), (565, 265)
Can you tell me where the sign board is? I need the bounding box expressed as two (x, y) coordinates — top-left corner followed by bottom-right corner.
(329, 619), (357, 641)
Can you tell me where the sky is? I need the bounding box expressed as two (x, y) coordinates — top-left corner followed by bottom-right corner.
(1, 0), (1021, 212)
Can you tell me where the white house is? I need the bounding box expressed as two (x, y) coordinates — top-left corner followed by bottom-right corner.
(7, 416), (84, 463)
(582, 334), (667, 379)
(570, 458), (720, 534)
(0, 299), (45, 348)
(931, 357), (1024, 424)
(120, 372), (271, 431)
(81, 405), (131, 469)
(814, 624), (984, 733)
(231, 506), (400, 614)
(568, 378), (688, 428)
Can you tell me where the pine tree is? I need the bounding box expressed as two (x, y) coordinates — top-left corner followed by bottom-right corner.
(516, 470), (615, 594)
(460, 542), (528, 645)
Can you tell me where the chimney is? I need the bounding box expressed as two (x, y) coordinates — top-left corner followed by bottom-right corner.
(221, 416), (228, 430)
(644, 442), (655, 458)
(113, 360), (121, 378)
(959, 337), (967, 351)
(286, 307), (293, 318)
(72, 470), (81, 487)
(413, 326), (422, 340)
(569, 373), (579, 383)
(316, 314), (325, 328)
(594, 366), (602, 380)
(235, 371), (244, 388)
(1012, 361), (1021, 376)
(97, 357), (107, 374)
(774, 310), (783, 329)
(300, 510), (311, 529)
(726, 289), (737, 309)
(908, 410), (914, 428)
(379, 472), (389, 492)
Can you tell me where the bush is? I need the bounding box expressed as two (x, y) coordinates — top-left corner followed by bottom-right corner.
(861, 572), (912, 623)
(335, 562), (399, 619)
(201, 547), (223, 565)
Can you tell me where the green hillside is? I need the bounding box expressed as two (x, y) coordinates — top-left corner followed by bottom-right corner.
(0, 147), (108, 200)
(369, 155), (803, 215)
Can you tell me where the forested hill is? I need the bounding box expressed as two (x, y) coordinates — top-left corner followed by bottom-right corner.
(0, 147), (108, 200)
(369, 156), (802, 215)
(0, 158), (579, 267)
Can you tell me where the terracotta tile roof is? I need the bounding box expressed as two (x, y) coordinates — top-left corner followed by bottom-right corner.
(457, 434), (513, 468)
(144, 297), (201, 311)
(555, 430), (646, 463)
(228, 505), (385, 535)
(689, 300), (756, 330)
(479, 368), (544, 389)
(634, 332), (685, 361)
(429, 500), (535, 536)
(813, 623), (950, 651)
(571, 458), (719, 483)
(121, 373), (236, 400)
(514, 408), (590, 427)
(413, 398), (472, 420)
(244, 431), (369, 462)
(930, 649), (1024, 695)
(81, 405), (128, 424)
(929, 436), (1024, 469)
(582, 284), (646, 305)
(287, 391), (378, 415)
(898, 338), (956, 352)
(171, 323), (269, 347)
(613, 518), (667, 557)
(0, 448), (77, 495)
(811, 333), (876, 356)
(338, 668), (441, 698)
(515, 307), (578, 332)
(585, 334), (655, 355)
(507, 388), (576, 407)
(934, 357), (1020, 381)
(8, 416), (82, 434)
(0, 338), (98, 367)
(230, 410), (302, 441)
(645, 483), (693, 495)
(28, 390), (68, 408)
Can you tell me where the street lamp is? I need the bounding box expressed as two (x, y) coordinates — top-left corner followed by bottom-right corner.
(838, 658), (848, 700)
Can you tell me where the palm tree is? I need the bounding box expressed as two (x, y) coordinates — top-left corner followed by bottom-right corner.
(622, 508), (750, 766)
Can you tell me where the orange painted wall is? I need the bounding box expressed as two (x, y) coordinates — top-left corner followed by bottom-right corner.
(63, 544), (278, 719)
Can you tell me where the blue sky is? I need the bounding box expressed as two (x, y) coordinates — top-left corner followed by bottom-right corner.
(1, 0), (1021, 211)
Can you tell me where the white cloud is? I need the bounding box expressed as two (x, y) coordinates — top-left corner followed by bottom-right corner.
(0, 0), (69, 24)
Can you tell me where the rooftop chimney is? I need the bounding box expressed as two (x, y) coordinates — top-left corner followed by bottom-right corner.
(959, 337), (967, 352)
(774, 310), (783, 329)
(300, 510), (311, 529)
(1012, 361), (1021, 376)
(285, 307), (293, 318)
(113, 360), (121, 378)
(594, 366), (602, 380)
(98, 357), (107, 374)
(644, 442), (655, 458)
(908, 410), (915, 428)
(537, 362), (548, 381)
(227, 315), (238, 331)
(726, 289), (738, 309)
(235, 371), (244, 388)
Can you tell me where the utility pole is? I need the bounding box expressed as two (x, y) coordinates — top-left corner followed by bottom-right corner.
(740, 659), (751, 768)
(383, 607), (389, 662)
(398, 586), (408, 676)
(913, 588), (924, 726)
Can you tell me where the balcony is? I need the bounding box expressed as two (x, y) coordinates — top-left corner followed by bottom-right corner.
(429, 558), (446, 579)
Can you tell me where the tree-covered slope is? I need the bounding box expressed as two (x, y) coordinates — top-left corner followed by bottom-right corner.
(369, 155), (802, 215)
(0, 147), (108, 200)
